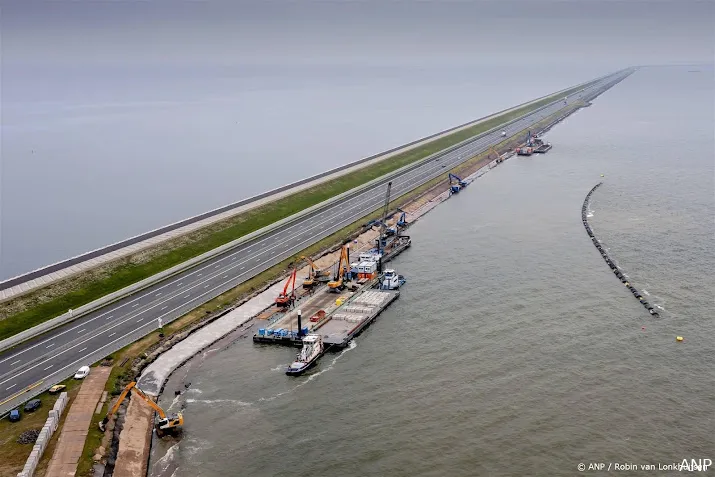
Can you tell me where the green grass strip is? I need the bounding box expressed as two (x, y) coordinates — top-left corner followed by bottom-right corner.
(0, 80), (596, 341)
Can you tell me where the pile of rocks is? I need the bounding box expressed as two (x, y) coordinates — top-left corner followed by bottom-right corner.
(17, 429), (40, 444)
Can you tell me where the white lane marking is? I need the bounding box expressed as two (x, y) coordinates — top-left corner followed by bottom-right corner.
(108, 333), (116, 338)
(44, 365), (53, 370)
(6, 384), (16, 390)
(240, 266), (245, 270)
(231, 257), (236, 260)
(106, 315), (114, 320)
(204, 285), (210, 288)
(10, 360), (21, 366)
(223, 275), (228, 279)
(177, 283), (183, 286)
(46, 343), (55, 349)
(161, 306), (168, 310)
(79, 347), (87, 353)
(132, 303), (139, 307)
(137, 318), (144, 323)
(0, 93), (583, 371)
(77, 329), (85, 334)
(184, 294), (190, 298)
(198, 273), (202, 277)
(156, 292), (162, 296)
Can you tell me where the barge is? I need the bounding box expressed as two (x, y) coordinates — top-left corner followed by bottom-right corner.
(320, 289), (400, 348)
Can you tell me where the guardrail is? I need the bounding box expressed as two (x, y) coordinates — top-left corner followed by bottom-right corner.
(0, 75), (603, 294)
(0, 71), (629, 355)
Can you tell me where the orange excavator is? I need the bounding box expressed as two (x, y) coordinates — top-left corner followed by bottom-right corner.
(301, 255), (331, 288)
(327, 246), (349, 292)
(98, 381), (183, 437)
(276, 268), (298, 307)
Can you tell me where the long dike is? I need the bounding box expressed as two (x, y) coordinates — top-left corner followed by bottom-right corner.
(581, 182), (660, 317)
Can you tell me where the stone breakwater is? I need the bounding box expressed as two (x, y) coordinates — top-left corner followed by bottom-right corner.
(582, 182), (660, 318)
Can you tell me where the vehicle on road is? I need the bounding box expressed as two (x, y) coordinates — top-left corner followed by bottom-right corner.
(49, 384), (66, 394)
(23, 399), (41, 412)
(74, 366), (90, 379)
(9, 409), (21, 422)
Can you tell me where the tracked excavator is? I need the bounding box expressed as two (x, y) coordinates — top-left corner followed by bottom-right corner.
(327, 246), (350, 292)
(98, 381), (183, 437)
(301, 256), (331, 288)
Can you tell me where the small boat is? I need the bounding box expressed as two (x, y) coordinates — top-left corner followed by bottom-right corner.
(381, 269), (406, 290)
(286, 334), (324, 376)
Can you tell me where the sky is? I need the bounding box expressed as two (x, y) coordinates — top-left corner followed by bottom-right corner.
(3, 0), (714, 69)
(1, 0), (713, 279)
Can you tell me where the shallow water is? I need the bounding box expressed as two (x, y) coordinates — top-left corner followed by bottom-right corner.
(149, 66), (714, 477)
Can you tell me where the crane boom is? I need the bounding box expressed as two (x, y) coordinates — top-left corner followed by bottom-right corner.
(99, 381), (183, 435)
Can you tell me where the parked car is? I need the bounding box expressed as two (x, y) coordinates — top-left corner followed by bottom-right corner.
(9, 409), (21, 422)
(74, 366), (90, 379)
(23, 399), (41, 413)
(49, 384), (66, 394)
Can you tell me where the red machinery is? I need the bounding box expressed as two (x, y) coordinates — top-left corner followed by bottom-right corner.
(275, 269), (297, 308)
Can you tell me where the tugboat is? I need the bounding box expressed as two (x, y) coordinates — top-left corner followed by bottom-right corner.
(285, 334), (324, 376)
(380, 269), (406, 290)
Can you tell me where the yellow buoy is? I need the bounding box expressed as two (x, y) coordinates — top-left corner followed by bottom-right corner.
(600, 174), (605, 177)
(676, 336), (684, 342)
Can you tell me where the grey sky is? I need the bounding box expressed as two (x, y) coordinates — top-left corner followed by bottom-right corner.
(4, 0), (713, 68)
(1, 0), (713, 279)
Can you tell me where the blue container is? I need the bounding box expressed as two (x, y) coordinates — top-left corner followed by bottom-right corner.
(302, 327), (309, 335)
(258, 329), (265, 336)
(266, 329), (274, 336)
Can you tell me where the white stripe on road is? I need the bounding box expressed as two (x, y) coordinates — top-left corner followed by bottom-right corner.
(46, 343), (55, 349)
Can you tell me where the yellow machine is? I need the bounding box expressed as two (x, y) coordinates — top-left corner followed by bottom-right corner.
(99, 381), (183, 437)
(327, 246), (349, 292)
(489, 146), (503, 163)
(301, 256), (330, 288)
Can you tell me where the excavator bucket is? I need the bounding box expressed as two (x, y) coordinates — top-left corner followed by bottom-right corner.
(98, 417), (109, 432)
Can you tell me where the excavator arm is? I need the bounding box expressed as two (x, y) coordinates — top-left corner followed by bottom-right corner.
(99, 381), (182, 435)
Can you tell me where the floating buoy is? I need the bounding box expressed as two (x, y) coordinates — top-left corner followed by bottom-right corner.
(600, 174), (605, 177)
(676, 336), (684, 342)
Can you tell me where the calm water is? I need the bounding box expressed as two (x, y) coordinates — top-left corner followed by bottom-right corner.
(145, 66), (713, 476)
(2, 63), (606, 280)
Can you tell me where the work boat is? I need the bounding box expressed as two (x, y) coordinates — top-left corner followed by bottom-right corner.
(286, 334), (324, 376)
(381, 269), (406, 290)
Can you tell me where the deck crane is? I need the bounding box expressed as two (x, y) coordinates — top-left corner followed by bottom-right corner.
(99, 381), (183, 437)
(275, 269), (298, 307)
(301, 256), (330, 288)
(327, 245), (349, 292)
(385, 208), (408, 236)
(516, 130), (535, 156)
(373, 182), (393, 273)
(448, 173), (467, 195)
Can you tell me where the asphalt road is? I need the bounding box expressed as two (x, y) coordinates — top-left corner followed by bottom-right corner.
(0, 70), (632, 410)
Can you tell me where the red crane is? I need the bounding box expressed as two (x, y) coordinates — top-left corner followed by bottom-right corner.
(275, 269), (298, 308)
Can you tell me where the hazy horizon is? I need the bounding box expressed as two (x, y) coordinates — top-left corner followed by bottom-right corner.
(1, 0), (713, 279)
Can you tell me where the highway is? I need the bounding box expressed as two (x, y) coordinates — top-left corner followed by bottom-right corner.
(0, 70), (632, 410)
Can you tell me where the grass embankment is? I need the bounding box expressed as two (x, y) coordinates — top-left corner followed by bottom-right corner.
(0, 81), (594, 341)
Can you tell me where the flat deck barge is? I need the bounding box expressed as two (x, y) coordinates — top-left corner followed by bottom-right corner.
(319, 289), (400, 348)
(533, 143), (552, 153)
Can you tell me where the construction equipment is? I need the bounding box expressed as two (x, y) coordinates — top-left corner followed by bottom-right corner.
(301, 256), (330, 288)
(327, 246), (350, 292)
(396, 209), (408, 228)
(99, 382), (183, 437)
(516, 131), (535, 156)
(489, 146), (504, 164)
(448, 173), (467, 195)
(276, 269), (298, 307)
